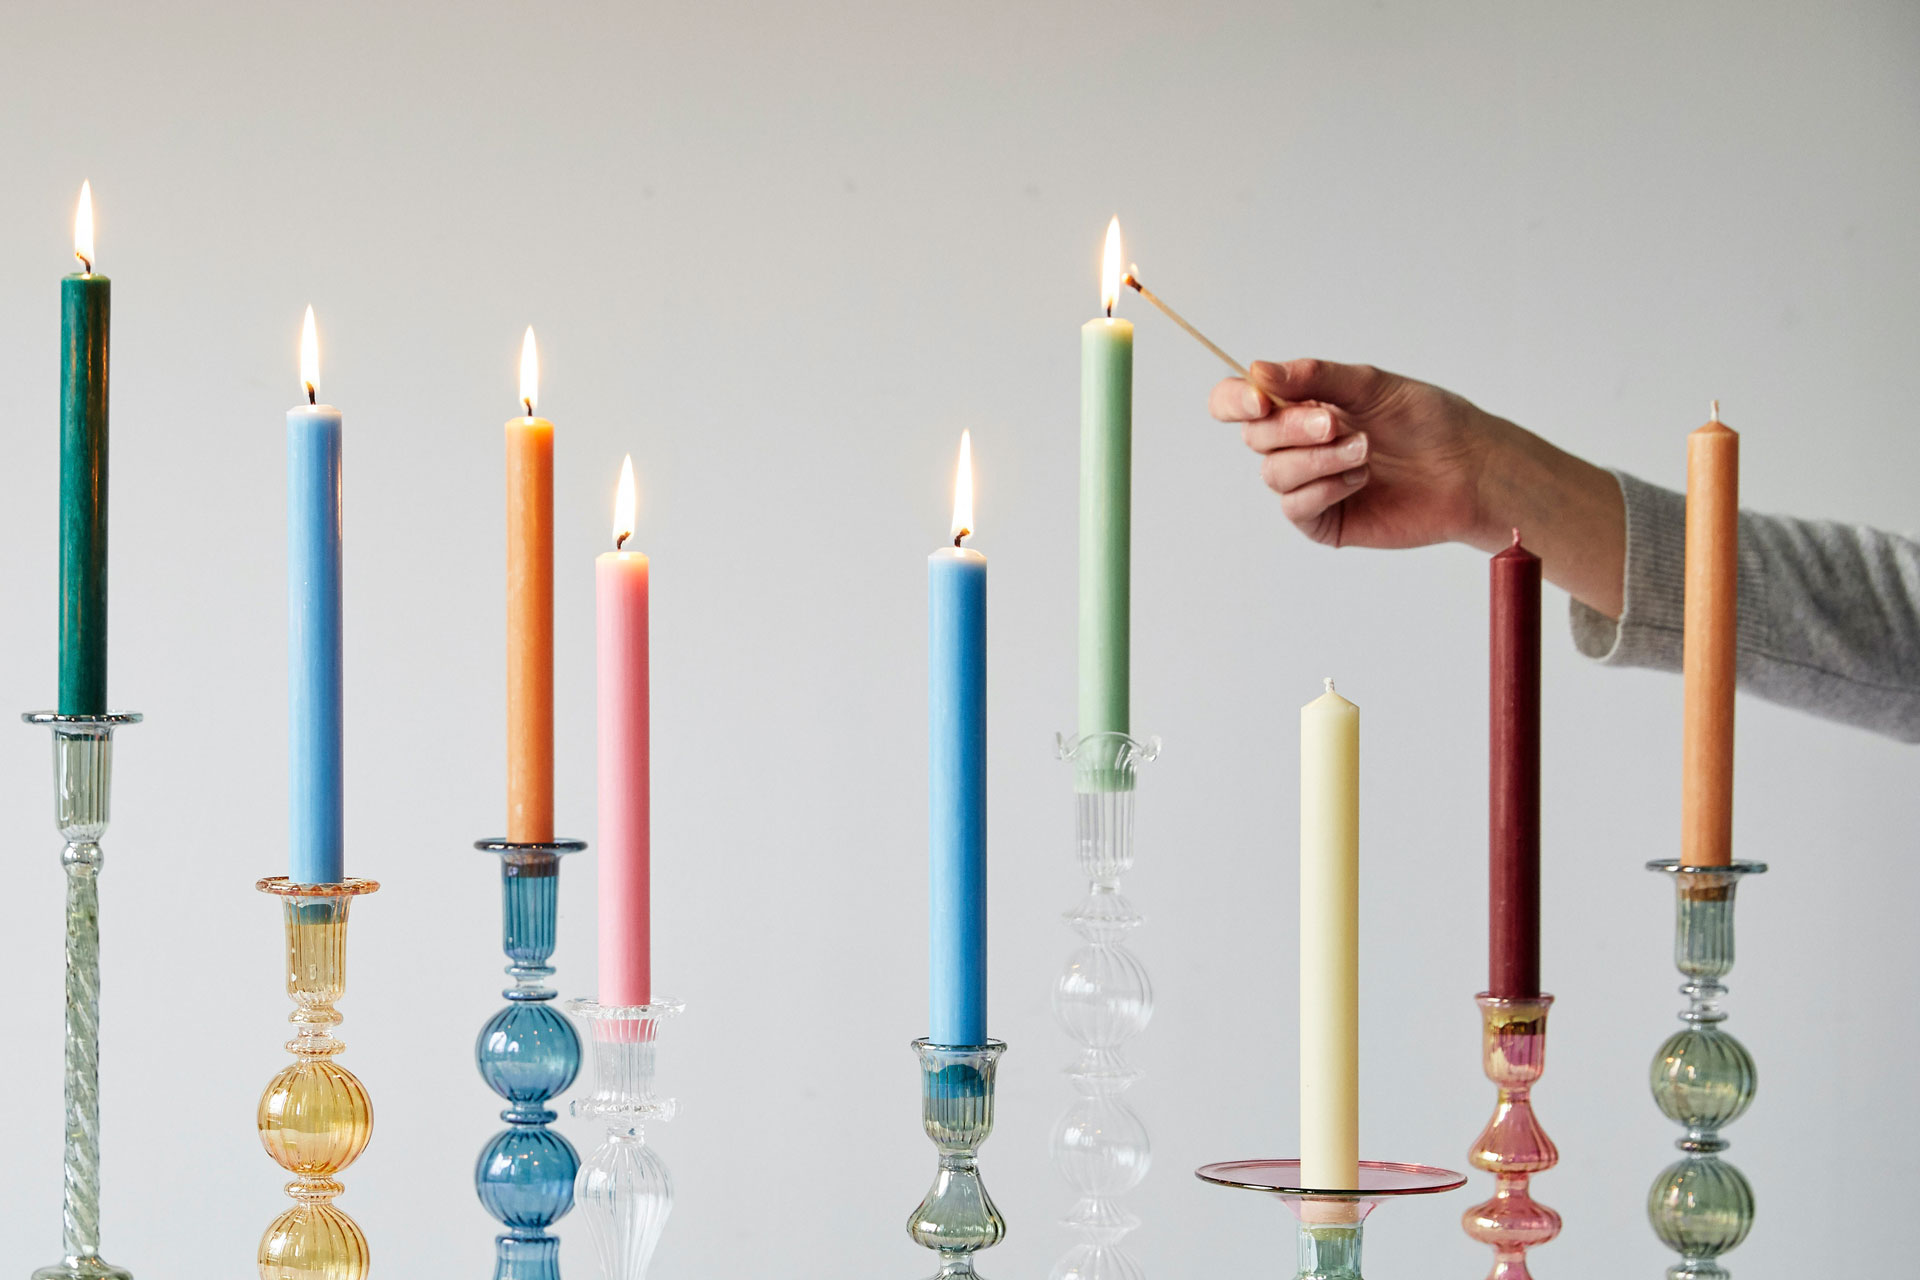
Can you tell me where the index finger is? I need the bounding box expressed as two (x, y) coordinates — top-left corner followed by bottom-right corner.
(1209, 377), (1272, 422)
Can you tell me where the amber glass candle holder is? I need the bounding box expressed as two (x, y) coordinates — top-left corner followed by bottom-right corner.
(255, 876), (380, 1280)
(1645, 860), (1766, 1280)
(564, 997), (683, 1280)
(24, 710), (141, 1280)
(1196, 1160), (1465, 1280)
(1461, 994), (1560, 1278)
(1052, 732), (1158, 1280)
(908, 1039), (1009, 1279)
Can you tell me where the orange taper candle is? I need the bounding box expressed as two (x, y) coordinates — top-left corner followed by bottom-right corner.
(1681, 401), (1737, 867)
(506, 327), (555, 843)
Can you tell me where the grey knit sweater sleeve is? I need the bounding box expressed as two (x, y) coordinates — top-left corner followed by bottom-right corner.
(1568, 471), (1920, 743)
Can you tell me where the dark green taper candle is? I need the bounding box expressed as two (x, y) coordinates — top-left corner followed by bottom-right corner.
(59, 181), (109, 714)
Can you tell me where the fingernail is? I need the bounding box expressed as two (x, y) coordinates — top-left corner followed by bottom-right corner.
(1341, 434), (1368, 463)
(1244, 386), (1266, 416)
(1315, 411), (1336, 441)
(1344, 466), (1368, 487)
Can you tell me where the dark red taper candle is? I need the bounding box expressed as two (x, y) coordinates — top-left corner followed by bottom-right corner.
(1490, 531), (1541, 998)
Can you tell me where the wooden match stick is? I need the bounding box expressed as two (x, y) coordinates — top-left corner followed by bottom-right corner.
(1123, 265), (1250, 380)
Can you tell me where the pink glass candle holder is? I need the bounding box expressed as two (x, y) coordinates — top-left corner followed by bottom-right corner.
(1196, 1159), (1464, 1280)
(1461, 994), (1561, 1279)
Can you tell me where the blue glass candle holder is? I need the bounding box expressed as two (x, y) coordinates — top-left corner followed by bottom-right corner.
(474, 838), (587, 1280)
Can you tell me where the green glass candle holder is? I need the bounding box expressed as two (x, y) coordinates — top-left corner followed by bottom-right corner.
(908, 1039), (1008, 1279)
(1645, 860), (1766, 1280)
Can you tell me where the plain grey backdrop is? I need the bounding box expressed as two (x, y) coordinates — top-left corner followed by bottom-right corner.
(2, 1), (1916, 1274)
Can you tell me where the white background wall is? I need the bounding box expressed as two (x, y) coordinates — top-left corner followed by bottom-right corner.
(2, 2), (1916, 1274)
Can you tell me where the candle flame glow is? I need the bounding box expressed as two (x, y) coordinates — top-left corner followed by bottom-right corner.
(299, 306), (320, 400)
(613, 454), (637, 549)
(74, 181), (94, 272)
(1100, 216), (1122, 315)
(520, 327), (539, 414)
(951, 430), (974, 543)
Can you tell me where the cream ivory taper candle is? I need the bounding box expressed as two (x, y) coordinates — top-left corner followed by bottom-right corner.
(1300, 678), (1359, 1190)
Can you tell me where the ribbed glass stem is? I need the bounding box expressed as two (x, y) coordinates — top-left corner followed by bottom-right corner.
(911, 1040), (1007, 1268)
(565, 999), (681, 1280)
(1296, 1222), (1364, 1280)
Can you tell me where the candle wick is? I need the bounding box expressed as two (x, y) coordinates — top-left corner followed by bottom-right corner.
(1710, 398), (1721, 423)
(524, 398), (534, 418)
(1511, 527), (1522, 547)
(74, 251), (92, 275)
(616, 531), (630, 551)
(1323, 676), (1335, 694)
(306, 383), (317, 406)
(953, 529), (970, 547)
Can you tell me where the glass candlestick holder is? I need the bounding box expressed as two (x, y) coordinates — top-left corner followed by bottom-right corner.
(564, 998), (683, 1280)
(1645, 860), (1766, 1280)
(1052, 731), (1159, 1280)
(1196, 1160), (1465, 1280)
(909, 1039), (1008, 1280)
(255, 875), (380, 1280)
(474, 838), (586, 1280)
(1461, 994), (1560, 1279)
(24, 710), (141, 1280)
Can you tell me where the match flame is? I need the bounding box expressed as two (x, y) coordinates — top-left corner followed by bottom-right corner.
(951, 430), (974, 543)
(74, 181), (94, 272)
(299, 306), (320, 400)
(613, 454), (637, 549)
(1100, 216), (1122, 315)
(519, 327), (539, 414)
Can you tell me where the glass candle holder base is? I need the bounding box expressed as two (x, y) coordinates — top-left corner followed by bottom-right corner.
(24, 710), (142, 1280)
(256, 876), (380, 1280)
(565, 998), (683, 1280)
(1052, 732), (1158, 1280)
(474, 838), (586, 1280)
(1196, 1160), (1465, 1280)
(1645, 861), (1766, 1280)
(1462, 994), (1560, 1278)
(909, 1039), (1008, 1280)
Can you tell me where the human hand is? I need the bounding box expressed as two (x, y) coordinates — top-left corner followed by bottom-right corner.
(1209, 358), (1504, 550)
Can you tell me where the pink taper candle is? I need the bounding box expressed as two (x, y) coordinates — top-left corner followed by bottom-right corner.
(596, 455), (651, 1005)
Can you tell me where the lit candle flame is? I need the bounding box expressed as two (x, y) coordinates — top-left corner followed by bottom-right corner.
(520, 326), (539, 415)
(74, 181), (94, 273)
(951, 430), (974, 544)
(613, 454), (637, 550)
(299, 305), (320, 402)
(1100, 216), (1122, 316)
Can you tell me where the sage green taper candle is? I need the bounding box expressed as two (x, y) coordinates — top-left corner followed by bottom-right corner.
(60, 181), (109, 715)
(1077, 217), (1132, 782)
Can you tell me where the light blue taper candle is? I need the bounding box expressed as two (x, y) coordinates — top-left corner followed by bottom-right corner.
(928, 431), (987, 1046)
(288, 306), (344, 884)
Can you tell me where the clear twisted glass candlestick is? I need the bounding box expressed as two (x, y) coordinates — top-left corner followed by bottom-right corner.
(25, 710), (141, 1280)
(565, 998), (682, 1280)
(1645, 860), (1766, 1280)
(1461, 994), (1561, 1279)
(474, 839), (585, 1280)
(256, 876), (380, 1280)
(909, 1039), (1008, 1279)
(1052, 732), (1159, 1280)
(1196, 1160), (1466, 1280)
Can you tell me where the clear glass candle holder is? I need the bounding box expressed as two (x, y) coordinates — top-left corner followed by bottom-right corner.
(909, 1039), (1009, 1279)
(24, 710), (141, 1280)
(1196, 1160), (1466, 1280)
(1052, 731), (1159, 1280)
(474, 838), (586, 1280)
(255, 875), (380, 1280)
(1645, 860), (1766, 1280)
(565, 998), (683, 1280)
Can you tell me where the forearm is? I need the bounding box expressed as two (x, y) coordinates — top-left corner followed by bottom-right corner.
(1572, 473), (1920, 743)
(1466, 417), (1627, 618)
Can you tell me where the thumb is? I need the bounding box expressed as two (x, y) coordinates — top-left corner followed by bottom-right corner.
(1249, 358), (1383, 410)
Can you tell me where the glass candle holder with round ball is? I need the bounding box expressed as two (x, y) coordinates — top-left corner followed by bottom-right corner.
(255, 875), (380, 1280)
(1461, 994), (1561, 1278)
(473, 838), (586, 1280)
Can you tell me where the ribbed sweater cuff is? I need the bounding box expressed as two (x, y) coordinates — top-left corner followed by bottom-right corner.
(1569, 471), (1686, 670)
